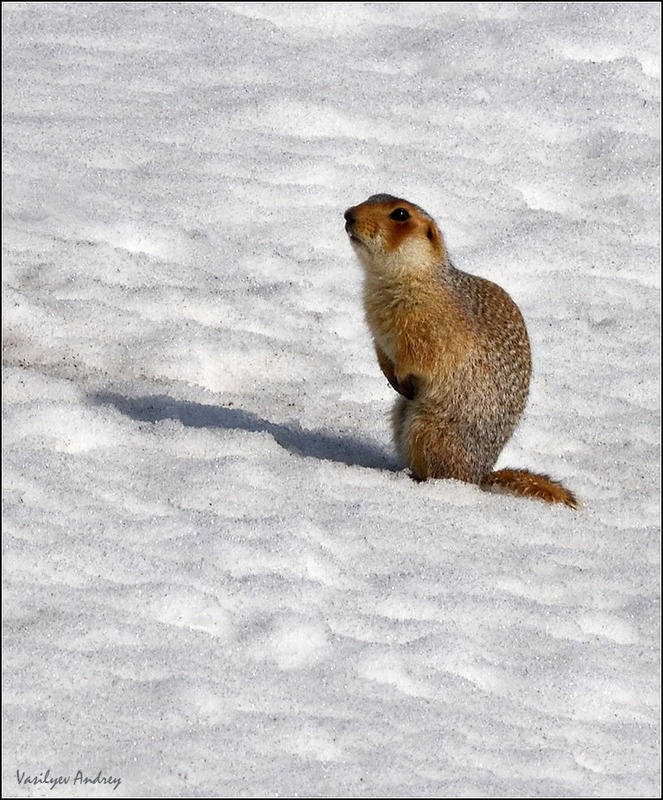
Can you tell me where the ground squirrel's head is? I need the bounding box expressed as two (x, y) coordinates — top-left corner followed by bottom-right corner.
(344, 194), (446, 275)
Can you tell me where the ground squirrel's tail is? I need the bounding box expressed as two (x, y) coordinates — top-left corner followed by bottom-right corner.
(480, 468), (579, 509)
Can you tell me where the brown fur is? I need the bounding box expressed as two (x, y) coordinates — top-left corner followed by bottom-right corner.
(344, 194), (579, 509)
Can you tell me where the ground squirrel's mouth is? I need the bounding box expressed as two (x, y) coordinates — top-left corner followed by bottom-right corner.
(345, 226), (365, 246)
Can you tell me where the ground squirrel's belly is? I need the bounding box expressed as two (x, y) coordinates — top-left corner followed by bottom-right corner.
(364, 281), (469, 383)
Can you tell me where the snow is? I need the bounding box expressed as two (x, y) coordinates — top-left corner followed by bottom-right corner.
(2, 1), (660, 797)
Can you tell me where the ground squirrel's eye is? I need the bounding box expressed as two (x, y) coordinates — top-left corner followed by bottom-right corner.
(389, 208), (410, 221)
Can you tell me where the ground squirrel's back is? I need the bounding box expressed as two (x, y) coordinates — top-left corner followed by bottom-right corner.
(344, 194), (578, 508)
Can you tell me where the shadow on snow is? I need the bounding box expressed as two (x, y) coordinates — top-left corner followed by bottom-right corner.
(90, 391), (397, 472)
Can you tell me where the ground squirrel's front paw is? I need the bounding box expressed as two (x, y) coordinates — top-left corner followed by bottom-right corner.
(396, 373), (418, 400)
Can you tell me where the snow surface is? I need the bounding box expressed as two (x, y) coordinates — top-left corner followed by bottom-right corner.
(2, 2), (661, 797)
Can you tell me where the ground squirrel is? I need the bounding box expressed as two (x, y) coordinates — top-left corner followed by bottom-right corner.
(344, 193), (578, 508)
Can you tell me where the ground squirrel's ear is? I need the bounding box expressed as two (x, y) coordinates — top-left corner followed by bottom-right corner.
(425, 223), (446, 259)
